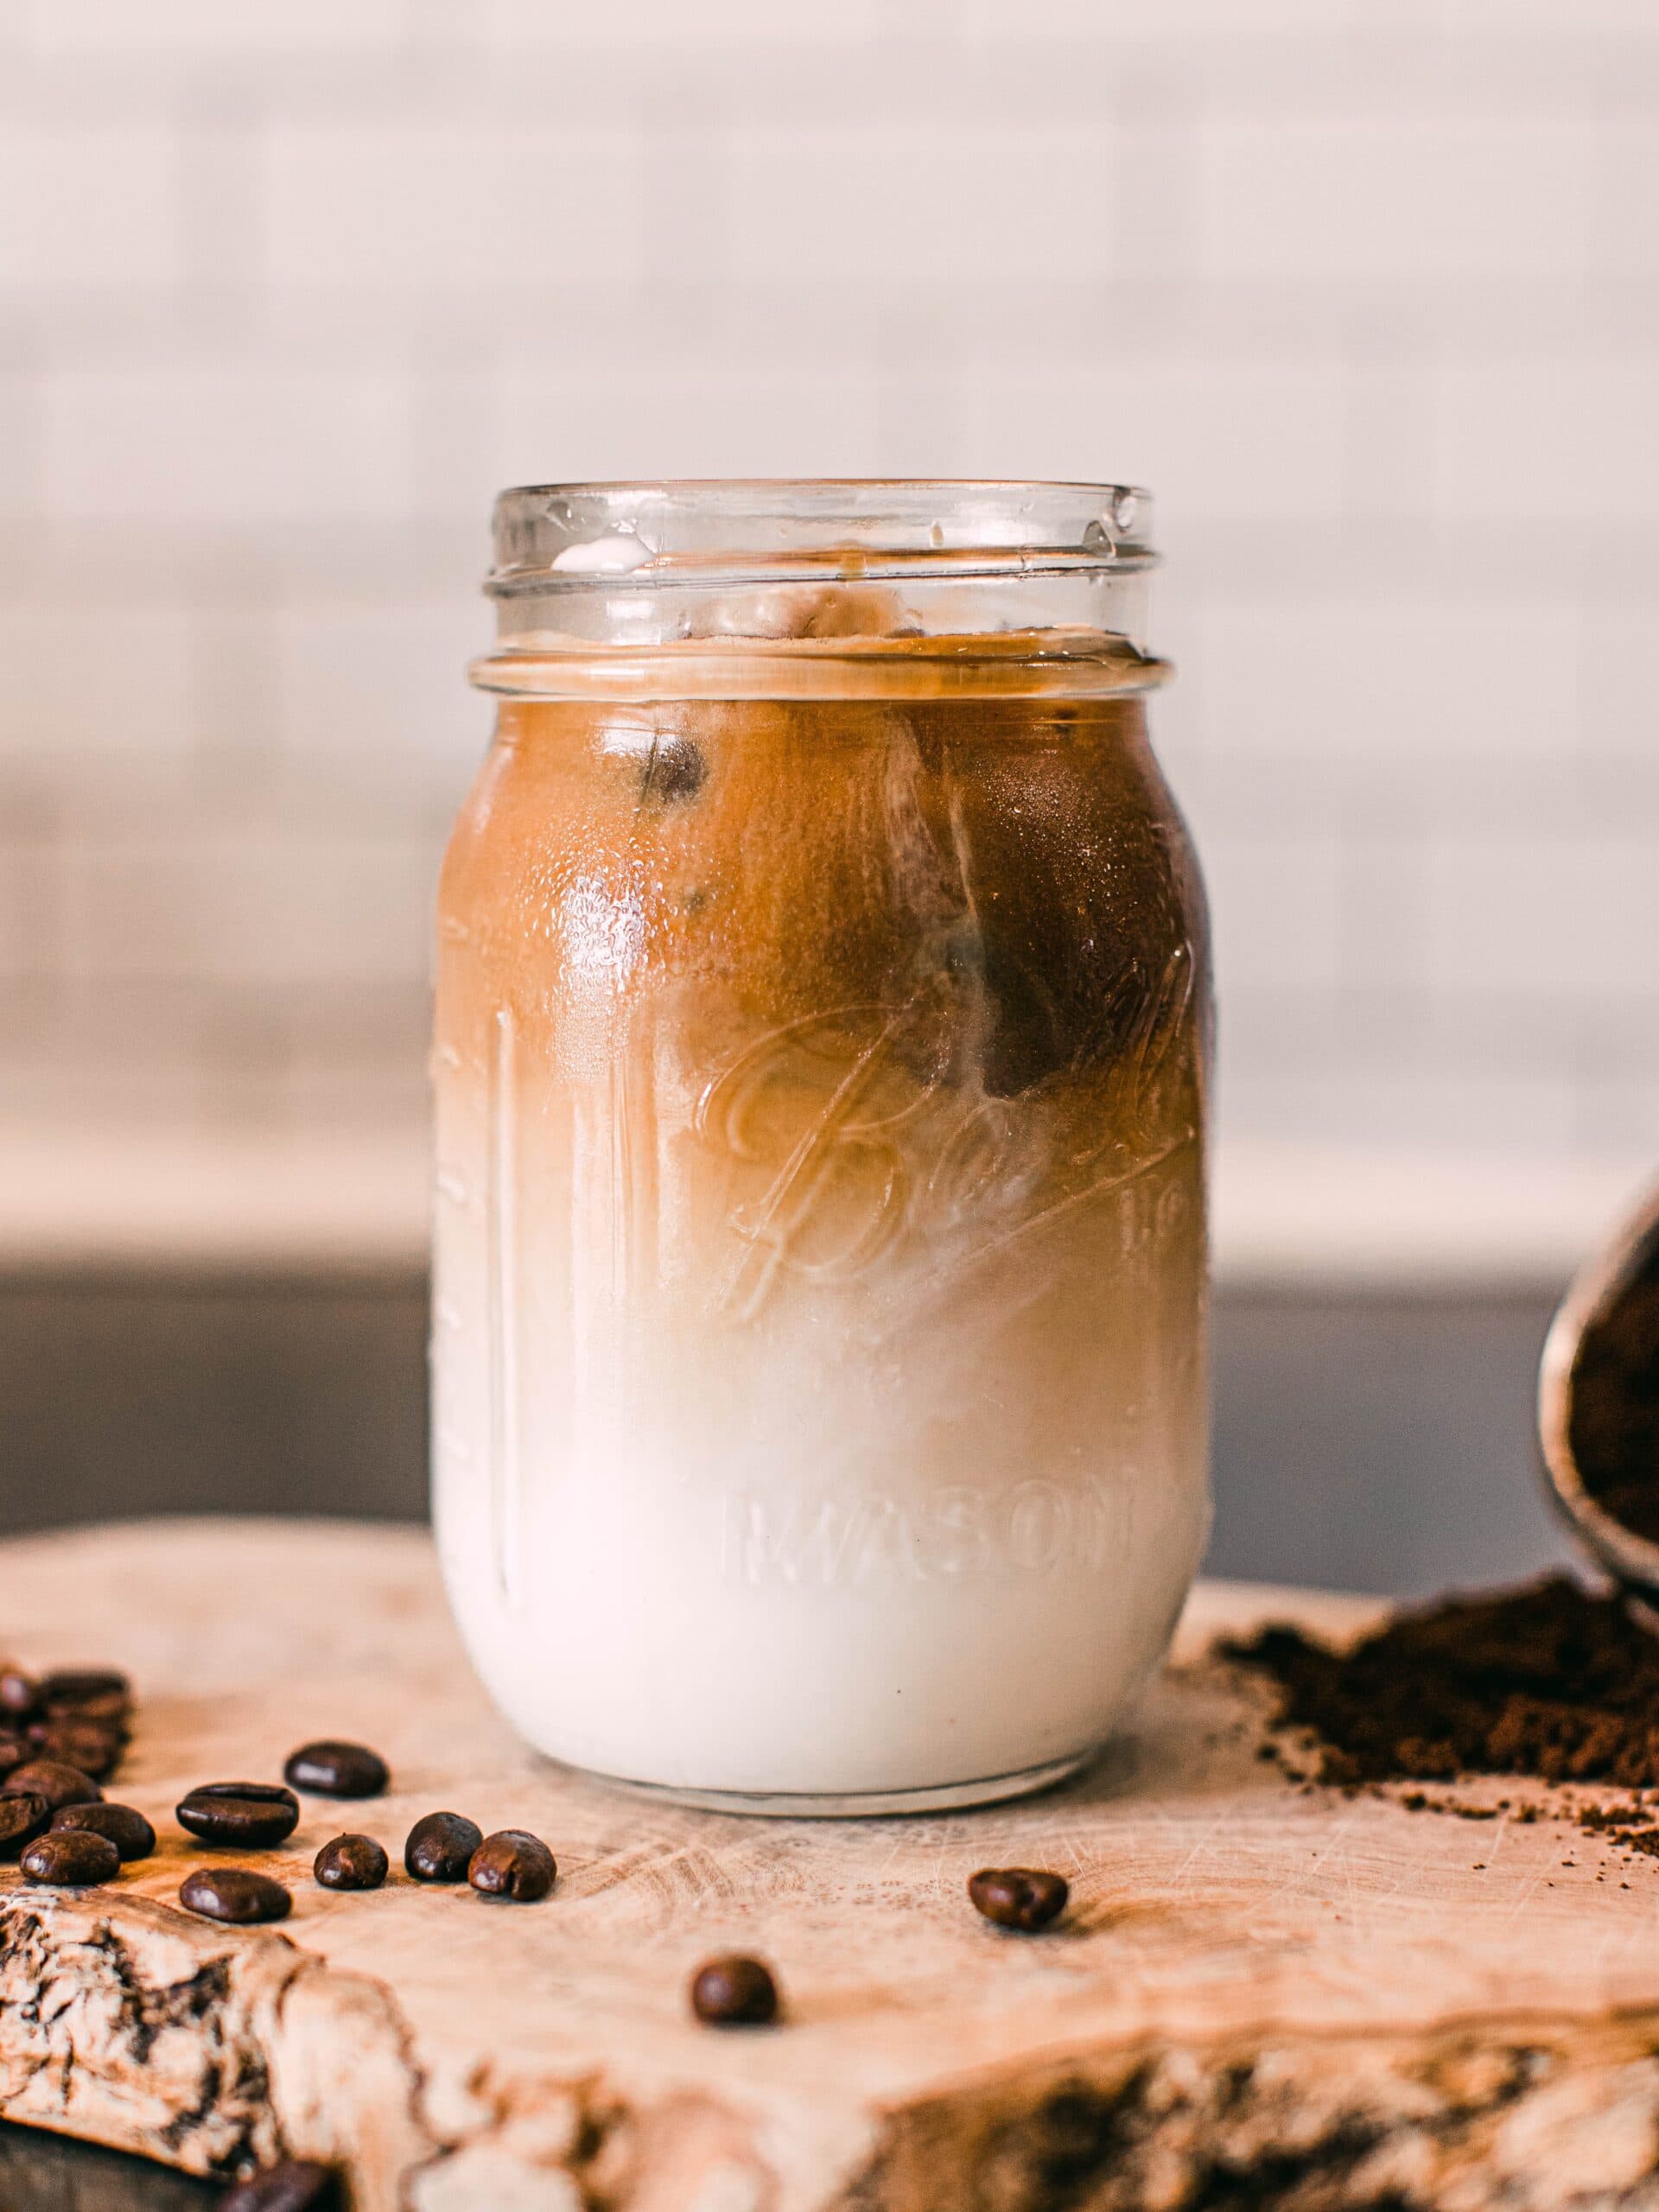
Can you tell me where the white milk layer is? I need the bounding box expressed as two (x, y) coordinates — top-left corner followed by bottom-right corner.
(431, 997), (1209, 1800)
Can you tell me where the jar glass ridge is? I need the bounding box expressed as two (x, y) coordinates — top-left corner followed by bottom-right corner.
(434, 480), (1212, 1815)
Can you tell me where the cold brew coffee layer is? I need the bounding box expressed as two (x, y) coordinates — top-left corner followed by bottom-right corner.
(434, 636), (1210, 1802)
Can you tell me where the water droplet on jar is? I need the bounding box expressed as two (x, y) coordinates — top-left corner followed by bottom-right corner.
(1082, 518), (1116, 559)
(929, 521), (945, 550)
(1112, 491), (1139, 534)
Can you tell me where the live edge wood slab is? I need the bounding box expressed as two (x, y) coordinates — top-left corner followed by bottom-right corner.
(6, 1524), (1659, 2212)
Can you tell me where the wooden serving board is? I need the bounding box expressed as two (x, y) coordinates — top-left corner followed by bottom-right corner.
(5, 1520), (1659, 2212)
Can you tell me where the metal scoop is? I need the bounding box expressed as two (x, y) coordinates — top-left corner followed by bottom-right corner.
(1539, 1180), (1659, 1610)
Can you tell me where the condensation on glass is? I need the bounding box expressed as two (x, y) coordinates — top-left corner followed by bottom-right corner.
(433, 481), (1212, 1814)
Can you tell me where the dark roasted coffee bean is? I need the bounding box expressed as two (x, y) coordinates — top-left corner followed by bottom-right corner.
(404, 1810), (481, 1882)
(0, 1793), (50, 1859)
(21, 1828), (120, 1886)
(314, 1834), (389, 1891)
(177, 1782), (299, 1848)
(51, 1802), (156, 1862)
(29, 1721), (120, 1778)
(44, 1689), (130, 1731)
(283, 1740), (389, 1800)
(968, 1867), (1070, 1931)
(467, 1829), (556, 1902)
(0, 1734), (29, 1781)
(222, 2158), (340, 2212)
(689, 1955), (779, 2027)
(39, 1668), (130, 1713)
(0, 1666), (40, 1720)
(179, 1866), (292, 1925)
(3, 1758), (101, 1811)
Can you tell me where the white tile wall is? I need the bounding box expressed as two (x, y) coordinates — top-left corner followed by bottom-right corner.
(0, 0), (1652, 1201)
(0, 126), (182, 296)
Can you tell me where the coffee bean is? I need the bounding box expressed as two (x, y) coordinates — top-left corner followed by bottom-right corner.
(467, 1829), (556, 1903)
(51, 1802), (156, 1862)
(3, 1758), (101, 1812)
(283, 1740), (389, 1800)
(21, 1829), (120, 1886)
(222, 2158), (340, 2212)
(404, 1811), (480, 1882)
(0, 1734), (29, 1781)
(177, 1783), (299, 1848)
(689, 1955), (779, 2028)
(179, 1867), (292, 1926)
(29, 1721), (120, 1778)
(0, 1666), (40, 1720)
(39, 1668), (130, 1713)
(967, 1867), (1070, 1932)
(0, 1793), (50, 1859)
(45, 1692), (130, 1732)
(314, 1834), (389, 1891)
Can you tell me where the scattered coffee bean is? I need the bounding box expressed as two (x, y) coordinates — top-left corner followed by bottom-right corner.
(967, 1867), (1070, 1932)
(222, 2158), (340, 2212)
(39, 1668), (130, 1713)
(29, 1721), (120, 1778)
(0, 1793), (50, 1859)
(177, 1782), (300, 1849)
(404, 1810), (481, 1882)
(0, 1735), (29, 1781)
(21, 1828), (120, 1887)
(51, 1802), (156, 1862)
(314, 1834), (389, 1891)
(689, 1955), (779, 2027)
(3, 1758), (101, 1811)
(179, 1866), (292, 1926)
(0, 1666), (39, 1720)
(283, 1740), (389, 1800)
(467, 1829), (556, 1902)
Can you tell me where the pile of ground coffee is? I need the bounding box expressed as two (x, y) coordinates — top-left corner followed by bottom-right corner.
(1227, 1573), (1659, 1791)
(1572, 1230), (1659, 1543)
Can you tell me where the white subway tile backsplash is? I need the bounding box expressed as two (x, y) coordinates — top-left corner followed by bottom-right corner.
(262, 121), (650, 295)
(62, 831), (439, 987)
(493, 359), (887, 488)
(0, 0), (1651, 1182)
(272, 601), (491, 791)
(0, 602), (197, 760)
(1205, 836), (1347, 995)
(0, 126), (181, 296)
(1192, 595), (1582, 759)
(1423, 833), (1659, 999)
(1580, 600), (1659, 759)
(484, 0), (885, 42)
(1197, 113), (1595, 283)
(23, 0), (404, 48)
(722, 124), (1116, 289)
(1428, 358), (1659, 521)
(1224, 1065), (1586, 1156)
(955, 359), (1351, 523)
(40, 365), (415, 523)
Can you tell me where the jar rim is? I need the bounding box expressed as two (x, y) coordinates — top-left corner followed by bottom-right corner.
(487, 478), (1155, 595)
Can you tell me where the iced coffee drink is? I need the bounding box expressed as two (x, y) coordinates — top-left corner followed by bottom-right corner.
(433, 483), (1211, 1812)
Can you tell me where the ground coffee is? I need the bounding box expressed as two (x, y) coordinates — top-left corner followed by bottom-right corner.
(1572, 1231), (1659, 1543)
(1227, 1573), (1659, 1791)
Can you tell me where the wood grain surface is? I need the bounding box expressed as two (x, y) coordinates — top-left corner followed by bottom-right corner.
(3, 1520), (1658, 2212)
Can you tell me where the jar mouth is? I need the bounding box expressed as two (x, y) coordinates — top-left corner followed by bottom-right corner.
(487, 479), (1155, 595)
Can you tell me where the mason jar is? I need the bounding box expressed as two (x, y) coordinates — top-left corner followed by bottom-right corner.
(433, 480), (1211, 1815)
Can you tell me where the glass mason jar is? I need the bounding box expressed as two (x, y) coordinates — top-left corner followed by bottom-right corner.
(434, 481), (1211, 1815)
